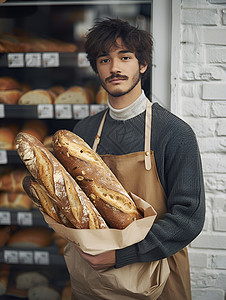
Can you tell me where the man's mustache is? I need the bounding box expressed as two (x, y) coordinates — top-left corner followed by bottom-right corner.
(105, 74), (128, 83)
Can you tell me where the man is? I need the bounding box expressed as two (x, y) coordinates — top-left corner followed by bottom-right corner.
(72, 18), (205, 299)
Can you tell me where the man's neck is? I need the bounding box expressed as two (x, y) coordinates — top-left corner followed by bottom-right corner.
(108, 84), (142, 109)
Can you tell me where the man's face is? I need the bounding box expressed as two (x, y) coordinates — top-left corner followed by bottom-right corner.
(96, 38), (147, 98)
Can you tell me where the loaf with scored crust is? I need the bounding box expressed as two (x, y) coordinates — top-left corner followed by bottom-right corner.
(53, 130), (143, 229)
(15, 132), (107, 229)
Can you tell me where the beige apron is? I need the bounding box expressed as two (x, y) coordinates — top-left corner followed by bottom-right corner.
(69, 100), (191, 299)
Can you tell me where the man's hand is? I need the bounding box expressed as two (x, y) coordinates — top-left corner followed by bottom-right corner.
(76, 247), (116, 270)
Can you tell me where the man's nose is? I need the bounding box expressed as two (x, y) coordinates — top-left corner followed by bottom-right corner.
(110, 59), (121, 73)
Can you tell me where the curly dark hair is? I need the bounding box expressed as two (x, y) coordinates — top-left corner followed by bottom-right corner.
(84, 18), (153, 77)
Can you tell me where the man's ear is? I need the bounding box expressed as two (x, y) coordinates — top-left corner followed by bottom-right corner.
(140, 64), (148, 74)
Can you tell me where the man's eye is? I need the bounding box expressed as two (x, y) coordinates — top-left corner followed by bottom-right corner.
(100, 59), (109, 63)
(122, 56), (130, 61)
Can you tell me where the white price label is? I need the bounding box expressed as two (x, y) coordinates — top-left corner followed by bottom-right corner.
(4, 250), (18, 264)
(37, 104), (53, 119)
(55, 104), (72, 119)
(0, 211), (10, 224)
(25, 53), (41, 67)
(34, 251), (49, 265)
(42, 52), (59, 67)
(78, 52), (90, 68)
(0, 150), (7, 164)
(90, 104), (107, 116)
(8, 53), (24, 68)
(73, 104), (89, 119)
(19, 251), (33, 264)
(0, 104), (5, 118)
(17, 212), (32, 226)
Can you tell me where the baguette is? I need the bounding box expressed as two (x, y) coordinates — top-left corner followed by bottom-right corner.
(53, 130), (142, 229)
(15, 132), (107, 229)
(22, 175), (74, 228)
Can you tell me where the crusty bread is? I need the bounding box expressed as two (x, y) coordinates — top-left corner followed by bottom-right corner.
(22, 176), (74, 227)
(53, 130), (143, 229)
(22, 120), (48, 140)
(48, 85), (65, 97)
(0, 127), (15, 150)
(7, 227), (53, 248)
(18, 89), (55, 105)
(0, 192), (32, 210)
(43, 135), (53, 151)
(0, 227), (11, 248)
(0, 90), (22, 105)
(0, 168), (29, 193)
(15, 132), (107, 229)
(54, 86), (91, 104)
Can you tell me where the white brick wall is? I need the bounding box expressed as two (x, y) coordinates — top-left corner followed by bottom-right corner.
(177, 1), (226, 299)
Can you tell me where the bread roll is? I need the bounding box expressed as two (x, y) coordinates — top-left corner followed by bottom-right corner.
(22, 176), (74, 228)
(0, 127), (15, 150)
(18, 89), (55, 105)
(54, 86), (91, 104)
(22, 120), (48, 140)
(0, 90), (22, 105)
(0, 76), (21, 90)
(7, 227), (53, 248)
(53, 130), (142, 229)
(0, 192), (32, 210)
(16, 272), (48, 290)
(15, 132), (107, 229)
(28, 286), (61, 300)
(0, 168), (29, 193)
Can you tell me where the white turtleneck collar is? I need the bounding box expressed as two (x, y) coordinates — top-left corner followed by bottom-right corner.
(107, 90), (147, 121)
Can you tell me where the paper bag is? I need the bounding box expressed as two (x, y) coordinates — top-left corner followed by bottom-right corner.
(44, 193), (170, 300)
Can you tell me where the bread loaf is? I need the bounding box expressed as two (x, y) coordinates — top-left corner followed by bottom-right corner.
(7, 227), (53, 248)
(53, 130), (143, 229)
(15, 132), (107, 229)
(0, 90), (22, 105)
(54, 86), (91, 104)
(0, 227), (11, 248)
(0, 128), (15, 150)
(96, 86), (108, 104)
(22, 120), (48, 140)
(0, 168), (29, 193)
(18, 89), (55, 105)
(22, 176), (74, 228)
(0, 76), (21, 90)
(0, 192), (32, 210)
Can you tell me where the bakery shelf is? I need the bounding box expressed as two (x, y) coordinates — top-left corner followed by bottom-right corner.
(0, 246), (66, 266)
(0, 209), (49, 226)
(0, 53), (80, 68)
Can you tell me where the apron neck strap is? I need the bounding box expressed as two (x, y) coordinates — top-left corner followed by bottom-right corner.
(144, 99), (152, 170)
(92, 100), (153, 171)
(92, 109), (108, 152)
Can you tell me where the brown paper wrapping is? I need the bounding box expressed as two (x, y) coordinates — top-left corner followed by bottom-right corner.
(43, 193), (170, 299)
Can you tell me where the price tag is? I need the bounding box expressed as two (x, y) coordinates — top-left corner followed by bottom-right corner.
(4, 250), (18, 264)
(8, 53), (24, 68)
(0, 104), (5, 118)
(37, 104), (53, 119)
(25, 53), (41, 67)
(42, 53), (59, 67)
(78, 52), (90, 68)
(73, 104), (89, 119)
(0, 211), (10, 224)
(19, 251), (33, 264)
(55, 104), (72, 119)
(0, 150), (7, 164)
(34, 251), (49, 265)
(90, 104), (107, 116)
(17, 212), (32, 226)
